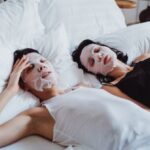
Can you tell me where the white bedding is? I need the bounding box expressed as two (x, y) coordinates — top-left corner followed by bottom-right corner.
(0, 136), (64, 150)
(43, 87), (150, 150)
(0, 0), (150, 150)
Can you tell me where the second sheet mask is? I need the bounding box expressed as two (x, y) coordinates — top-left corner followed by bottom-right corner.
(22, 53), (58, 92)
(80, 44), (117, 75)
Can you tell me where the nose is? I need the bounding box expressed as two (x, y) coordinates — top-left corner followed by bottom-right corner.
(94, 53), (103, 62)
(38, 65), (47, 72)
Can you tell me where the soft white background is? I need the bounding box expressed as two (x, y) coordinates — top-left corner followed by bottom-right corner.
(0, 0), (148, 24)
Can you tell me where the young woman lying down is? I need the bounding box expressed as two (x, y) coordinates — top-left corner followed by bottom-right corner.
(0, 48), (150, 150)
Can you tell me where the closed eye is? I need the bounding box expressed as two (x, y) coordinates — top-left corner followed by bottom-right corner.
(26, 64), (35, 73)
(40, 59), (46, 63)
(93, 47), (100, 53)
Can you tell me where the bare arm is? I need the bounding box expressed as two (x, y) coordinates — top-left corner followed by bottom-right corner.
(133, 53), (150, 64)
(0, 107), (54, 148)
(0, 56), (30, 113)
(0, 88), (17, 113)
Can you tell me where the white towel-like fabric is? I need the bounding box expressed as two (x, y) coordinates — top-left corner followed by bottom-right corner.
(43, 87), (150, 150)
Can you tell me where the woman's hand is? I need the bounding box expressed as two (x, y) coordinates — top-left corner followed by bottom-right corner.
(6, 55), (30, 94)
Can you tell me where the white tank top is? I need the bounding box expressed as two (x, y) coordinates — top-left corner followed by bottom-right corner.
(43, 87), (150, 150)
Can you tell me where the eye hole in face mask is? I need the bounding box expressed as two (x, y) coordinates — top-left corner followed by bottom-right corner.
(26, 64), (35, 73)
(40, 59), (46, 63)
(93, 47), (100, 53)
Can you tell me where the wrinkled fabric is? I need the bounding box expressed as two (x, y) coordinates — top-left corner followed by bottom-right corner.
(43, 87), (150, 150)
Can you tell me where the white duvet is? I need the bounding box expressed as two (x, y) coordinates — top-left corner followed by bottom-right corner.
(1, 0), (150, 150)
(43, 87), (150, 150)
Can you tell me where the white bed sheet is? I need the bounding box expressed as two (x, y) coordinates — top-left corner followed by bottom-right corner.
(0, 136), (64, 150)
(1, 0), (148, 150)
(43, 87), (150, 150)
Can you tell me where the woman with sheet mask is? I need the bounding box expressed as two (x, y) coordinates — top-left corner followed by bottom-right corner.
(0, 48), (150, 149)
(72, 39), (129, 83)
(79, 43), (118, 76)
(72, 39), (150, 108)
(20, 52), (58, 92)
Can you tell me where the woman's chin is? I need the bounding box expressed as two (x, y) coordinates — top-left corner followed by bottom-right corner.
(43, 84), (57, 91)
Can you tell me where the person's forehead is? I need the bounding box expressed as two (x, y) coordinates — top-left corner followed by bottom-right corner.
(82, 44), (95, 56)
(85, 44), (97, 49)
(83, 44), (101, 52)
(26, 53), (45, 60)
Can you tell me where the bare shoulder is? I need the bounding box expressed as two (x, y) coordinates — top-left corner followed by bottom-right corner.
(19, 107), (50, 117)
(133, 53), (150, 63)
(101, 85), (134, 101)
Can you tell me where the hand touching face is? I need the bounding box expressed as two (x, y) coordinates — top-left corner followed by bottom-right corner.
(7, 55), (30, 94)
(21, 53), (58, 92)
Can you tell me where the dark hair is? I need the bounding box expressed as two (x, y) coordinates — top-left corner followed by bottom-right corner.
(13, 48), (39, 89)
(72, 39), (128, 83)
(13, 48), (39, 65)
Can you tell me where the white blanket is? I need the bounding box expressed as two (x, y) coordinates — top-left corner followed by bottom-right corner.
(43, 87), (150, 150)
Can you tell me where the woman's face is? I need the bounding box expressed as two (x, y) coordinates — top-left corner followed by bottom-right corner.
(21, 53), (58, 92)
(80, 44), (117, 75)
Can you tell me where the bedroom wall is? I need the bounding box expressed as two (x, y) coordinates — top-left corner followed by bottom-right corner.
(122, 0), (150, 24)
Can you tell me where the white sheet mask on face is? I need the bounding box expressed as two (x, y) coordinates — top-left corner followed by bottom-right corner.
(91, 45), (117, 75)
(80, 44), (117, 76)
(29, 59), (57, 91)
(32, 76), (57, 92)
(22, 53), (58, 92)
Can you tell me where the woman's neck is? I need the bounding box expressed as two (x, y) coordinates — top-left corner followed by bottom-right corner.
(30, 86), (60, 102)
(108, 60), (133, 79)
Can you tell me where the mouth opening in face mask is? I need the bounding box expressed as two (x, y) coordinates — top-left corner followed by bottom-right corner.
(33, 77), (54, 92)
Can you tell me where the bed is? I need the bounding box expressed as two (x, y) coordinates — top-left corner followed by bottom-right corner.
(0, 0), (150, 150)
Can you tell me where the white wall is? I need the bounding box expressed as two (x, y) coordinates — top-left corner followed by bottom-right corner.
(121, 0), (150, 24)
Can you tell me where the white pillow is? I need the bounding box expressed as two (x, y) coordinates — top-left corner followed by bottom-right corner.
(55, 0), (126, 50)
(0, 0), (44, 46)
(0, 45), (13, 86)
(96, 22), (150, 64)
